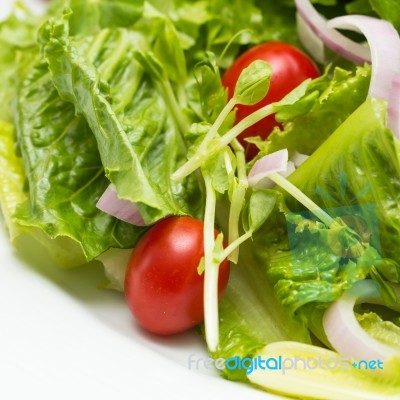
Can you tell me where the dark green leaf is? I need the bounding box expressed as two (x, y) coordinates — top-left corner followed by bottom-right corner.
(13, 60), (144, 261)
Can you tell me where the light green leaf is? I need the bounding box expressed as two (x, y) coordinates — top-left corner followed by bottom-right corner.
(153, 18), (187, 83)
(134, 50), (165, 82)
(0, 121), (26, 239)
(357, 311), (400, 351)
(68, 0), (144, 35)
(242, 189), (278, 232)
(234, 60), (272, 106)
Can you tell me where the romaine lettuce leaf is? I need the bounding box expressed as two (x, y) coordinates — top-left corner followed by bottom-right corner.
(268, 219), (381, 314)
(67, 0), (144, 35)
(288, 98), (400, 270)
(13, 58), (144, 262)
(356, 311), (400, 351)
(248, 341), (400, 399)
(0, 117), (89, 268)
(148, 0), (299, 68)
(0, 4), (42, 122)
(257, 65), (371, 157)
(0, 121), (26, 239)
(40, 11), (203, 224)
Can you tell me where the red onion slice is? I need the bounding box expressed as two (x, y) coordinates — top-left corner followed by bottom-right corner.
(323, 280), (400, 361)
(248, 149), (289, 188)
(328, 15), (400, 103)
(96, 184), (146, 226)
(295, 0), (371, 65)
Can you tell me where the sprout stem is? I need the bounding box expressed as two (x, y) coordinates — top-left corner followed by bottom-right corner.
(172, 103), (274, 182)
(268, 172), (336, 227)
(203, 175), (220, 352)
(228, 139), (248, 263)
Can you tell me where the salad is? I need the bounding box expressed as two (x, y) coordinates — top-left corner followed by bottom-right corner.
(1, 0), (400, 398)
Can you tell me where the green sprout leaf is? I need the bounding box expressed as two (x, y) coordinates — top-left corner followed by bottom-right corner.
(234, 60), (272, 105)
(242, 189), (278, 233)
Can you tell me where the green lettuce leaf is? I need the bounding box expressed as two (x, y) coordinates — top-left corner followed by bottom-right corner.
(40, 11), (203, 223)
(288, 98), (400, 270)
(267, 218), (380, 314)
(0, 4), (42, 122)
(148, 0), (299, 68)
(356, 311), (400, 351)
(0, 121), (26, 239)
(13, 58), (144, 262)
(248, 341), (400, 399)
(0, 117), (90, 268)
(257, 65), (371, 157)
(67, 0), (144, 35)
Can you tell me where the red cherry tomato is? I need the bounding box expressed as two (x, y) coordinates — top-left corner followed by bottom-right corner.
(222, 42), (320, 159)
(124, 216), (230, 335)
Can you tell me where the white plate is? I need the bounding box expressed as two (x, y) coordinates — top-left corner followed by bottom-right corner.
(0, 228), (284, 400)
(0, 1), (285, 399)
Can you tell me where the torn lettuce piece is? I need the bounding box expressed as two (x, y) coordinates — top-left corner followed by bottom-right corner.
(267, 221), (380, 315)
(67, 0), (144, 35)
(256, 65), (371, 157)
(288, 98), (400, 269)
(0, 121), (26, 239)
(356, 312), (400, 351)
(40, 11), (203, 223)
(252, 200), (381, 317)
(0, 119), (87, 267)
(13, 58), (144, 262)
(146, 0), (298, 68)
(0, 3), (43, 122)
